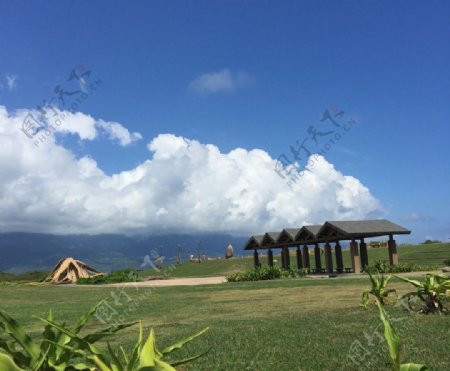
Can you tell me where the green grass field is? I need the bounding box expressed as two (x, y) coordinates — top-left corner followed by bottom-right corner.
(1, 276), (449, 370)
(1, 243), (449, 370)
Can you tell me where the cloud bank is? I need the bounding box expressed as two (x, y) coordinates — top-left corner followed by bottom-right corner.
(0, 106), (383, 235)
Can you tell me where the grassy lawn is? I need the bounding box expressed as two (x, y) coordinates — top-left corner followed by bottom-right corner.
(1, 276), (449, 370)
(139, 242), (450, 278)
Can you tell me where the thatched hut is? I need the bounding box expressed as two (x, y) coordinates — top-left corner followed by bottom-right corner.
(45, 257), (102, 284)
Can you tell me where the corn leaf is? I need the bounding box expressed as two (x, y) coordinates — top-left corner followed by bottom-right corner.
(376, 299), (401, 370)
(83, 321), (138, 344)
(161, 327), (209, 355)
(72, 303), (100, 334)
(0, 309), (41, 361)
(0, 352), (26, 371)
(393, 275), (423, 288)
(138, 328), (157, 367)
(170, 348), (211, 367)
(400, 363), (428, 371)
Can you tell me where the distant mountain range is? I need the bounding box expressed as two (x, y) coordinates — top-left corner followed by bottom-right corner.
(0, 233), (248, 273)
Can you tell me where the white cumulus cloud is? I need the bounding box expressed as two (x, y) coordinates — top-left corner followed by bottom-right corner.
(0, 106), (384, 235)
(189, 69), (250, 94)
(24, 108), (142, 146)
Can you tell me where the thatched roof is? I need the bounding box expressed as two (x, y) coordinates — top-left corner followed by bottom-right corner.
(45, 257), (103, 284)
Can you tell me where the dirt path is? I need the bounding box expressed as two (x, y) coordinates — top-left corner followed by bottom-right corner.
(107, 276), (226, 288)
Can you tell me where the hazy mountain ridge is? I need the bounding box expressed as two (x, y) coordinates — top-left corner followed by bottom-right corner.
(0, 233), (248, 273)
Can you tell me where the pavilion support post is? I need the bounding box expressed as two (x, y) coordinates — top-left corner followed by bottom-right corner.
(314, 243), (322, 273)
(281, 248), (286, 268)
(335, 241), (344, 273)
(268, 249), (274, 267)
(324, 242), (333, 273)
(302, 244), (310, 269)
(284, 247), (291, 269)
(253, 249), (260, 268)
(388, 234), (398, 266)
(360, 238), (369, 269)
(350, 239), (361, 273)
(296, 246), (303, 269)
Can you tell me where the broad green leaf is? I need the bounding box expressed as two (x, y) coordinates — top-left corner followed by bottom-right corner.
(161, 327), (209, 355)
(127, 322), (144, 370)
(393, 275), (423, 288)
(0, 352), (26, 371)
(400, 363), (428, 370)
(138, 329), (157, 367)
(0, 338), (29, 367)
(0, 309), (41, 361)
(152, 358), (177, 370)
(376, 299), (401, 370)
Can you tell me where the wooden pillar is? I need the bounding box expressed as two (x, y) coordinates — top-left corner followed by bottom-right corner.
(335, 241), (344, 273)
(360, 238), (368, 269)
(281, 248), (286, 268)
(268, 249), (274, 267)
(302, 244), (310, 269)
(314, 243), (322, 272)
(296, 246), (303, 269)
(388, 234), (398, 266)
(350, 239), (361, 273)
(284, 247), (291, 269)
(324, 242), (333, 273)
(253, 249), (260, 268)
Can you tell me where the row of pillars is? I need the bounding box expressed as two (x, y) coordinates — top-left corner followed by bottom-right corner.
(253, 235), (398, 273)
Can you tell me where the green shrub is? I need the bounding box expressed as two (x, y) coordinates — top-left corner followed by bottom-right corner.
(226, 266), (307, 282)
(364, 261), (440, 274)
(77, 268), (139, 285)
(443, 258), (450, 266)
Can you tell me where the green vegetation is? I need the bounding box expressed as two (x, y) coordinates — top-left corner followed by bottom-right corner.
(1, 277), (449, 370)
(0, 303), (136, 370)
(226, 266), (307, 282)
(364, 261), (440, 274)
(394, 274), (450, 314)
(77, 269), (140, 285)
(375, 299), (428, 370)
(0, 304), (208, 370)
(422, 239), (441, 244)
(361, 272), (397, 309)
(0, 271), (48, 284)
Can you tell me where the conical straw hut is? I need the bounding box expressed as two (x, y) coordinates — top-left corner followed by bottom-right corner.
(45, 257), (103, 284)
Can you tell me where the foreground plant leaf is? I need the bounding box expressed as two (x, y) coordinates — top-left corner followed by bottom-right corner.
(0, 352), (26, 371)
(376, 299), (401, 370)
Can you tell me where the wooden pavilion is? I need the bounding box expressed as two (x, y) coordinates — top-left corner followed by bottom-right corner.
(243, 219), (411, 273)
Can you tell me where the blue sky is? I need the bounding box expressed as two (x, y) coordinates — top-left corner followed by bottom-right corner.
(0, 1), (449, 242)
